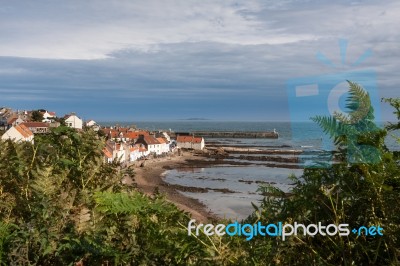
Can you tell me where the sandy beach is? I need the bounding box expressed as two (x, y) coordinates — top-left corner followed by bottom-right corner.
(123, 141), (304, 222)
(126, 151), (218, 223)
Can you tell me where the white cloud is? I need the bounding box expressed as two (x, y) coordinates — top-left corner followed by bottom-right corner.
(0, 0), (399, 120)
(0, 0), (318, 59)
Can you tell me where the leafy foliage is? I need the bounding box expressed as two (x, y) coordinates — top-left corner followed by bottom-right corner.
(312, 81), (383, 164)
(0, 127), (241, 265)
(247, 82), (400, 265)
(383, 97), (400, 131)
(31, 110), (44, 122)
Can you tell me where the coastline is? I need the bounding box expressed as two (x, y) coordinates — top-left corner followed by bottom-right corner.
(126, 151), (219, 223)
(124, 143), (305, 222)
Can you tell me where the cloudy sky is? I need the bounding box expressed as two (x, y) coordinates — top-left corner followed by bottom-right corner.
(0, 0), (399, 121)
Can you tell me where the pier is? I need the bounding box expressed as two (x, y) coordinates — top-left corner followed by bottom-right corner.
(171, 130), (279, 139)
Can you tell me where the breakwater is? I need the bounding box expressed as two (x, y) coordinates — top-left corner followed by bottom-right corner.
(172, 130), (279, 139)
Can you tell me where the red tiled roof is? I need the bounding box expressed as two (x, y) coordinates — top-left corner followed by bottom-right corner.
(130, 146), (139, 152)
(102, 129), (119, 138)
(192, 137), (203, 143)
(177, 135), (203, 143)
(15, 124), (33, 138)
(123, 132), (141, 139)
(102, 128), (114, 135)
(64, 114), (80, 120)
(102, 128), (150, 139)
(136, 131), (150, 135)
(142, 135), (160, 145)
(115, 128), (129, 133)
(7, 117), (18, 125)
(21, 122), (49, 128)
(156, 137), (166, 144)
(102, 148), (112, 159)
(110, 131), (119, 138)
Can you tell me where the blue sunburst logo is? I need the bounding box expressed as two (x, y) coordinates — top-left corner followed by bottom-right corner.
(286, 39), (381, 167)
(316, 39), (372, 68)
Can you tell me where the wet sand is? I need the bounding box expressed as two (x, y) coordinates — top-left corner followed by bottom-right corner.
(125, 145), (303, 222)
(127, 151), (219, 223)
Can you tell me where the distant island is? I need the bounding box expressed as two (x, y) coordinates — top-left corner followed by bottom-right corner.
(179, 118), (210, 121)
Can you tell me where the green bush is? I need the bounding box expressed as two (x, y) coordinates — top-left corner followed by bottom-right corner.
(246, 82), (400, 265)
(0, 127), (233, 265)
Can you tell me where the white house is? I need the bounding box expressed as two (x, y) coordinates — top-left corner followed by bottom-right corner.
(176, 135), (205, 150)
(42, 111), (56, 123)
(135, 135), (163, 155)
(7, 117), (24, 127)
(102, 147), (113, 163)
(64, 114), (83, 130)
(156, 137), (170, 154)
(1, 124), (34, 143)
(129, 145), (141, 162)
(103, 141), (127, 163)
(113, 143), (127, 163)
(86, 120), (97, 127)
(85, 119), (100, 131)
(137, 144), (150, 158)
(21, 122), (50, 134)
(158, 132), (171, 143)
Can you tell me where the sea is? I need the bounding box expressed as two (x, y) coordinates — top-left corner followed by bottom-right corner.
(104, 121), (399, 220)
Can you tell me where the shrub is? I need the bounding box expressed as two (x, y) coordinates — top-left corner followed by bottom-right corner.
(247, 82), (400, 265)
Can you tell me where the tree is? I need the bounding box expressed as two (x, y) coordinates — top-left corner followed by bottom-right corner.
(31, 110), (44, 122)
(0, 127), (222, 265)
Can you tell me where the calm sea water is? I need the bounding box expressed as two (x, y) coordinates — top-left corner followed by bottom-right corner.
(104, 121), (398, 220)
(104, 121), (398, 150)
(105, 121), (323, 147)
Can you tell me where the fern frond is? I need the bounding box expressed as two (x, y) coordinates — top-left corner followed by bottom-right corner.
(30, 166), (58, 197)
(346, 81), (374, 123)
(72, 207), (91, 234)
(94, 191), (177, 216)
(311, 115), (343, 140)
(94, 192), (151, 215)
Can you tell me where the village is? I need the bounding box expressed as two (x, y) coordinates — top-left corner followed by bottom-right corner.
(0, 107), (206, 164)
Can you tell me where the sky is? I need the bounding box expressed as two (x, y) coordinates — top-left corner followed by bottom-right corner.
(0, 0), (399, 122)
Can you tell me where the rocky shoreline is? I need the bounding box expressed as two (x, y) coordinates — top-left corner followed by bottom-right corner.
(126, 142), (305, 222)
(126, 151), (220, 222)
